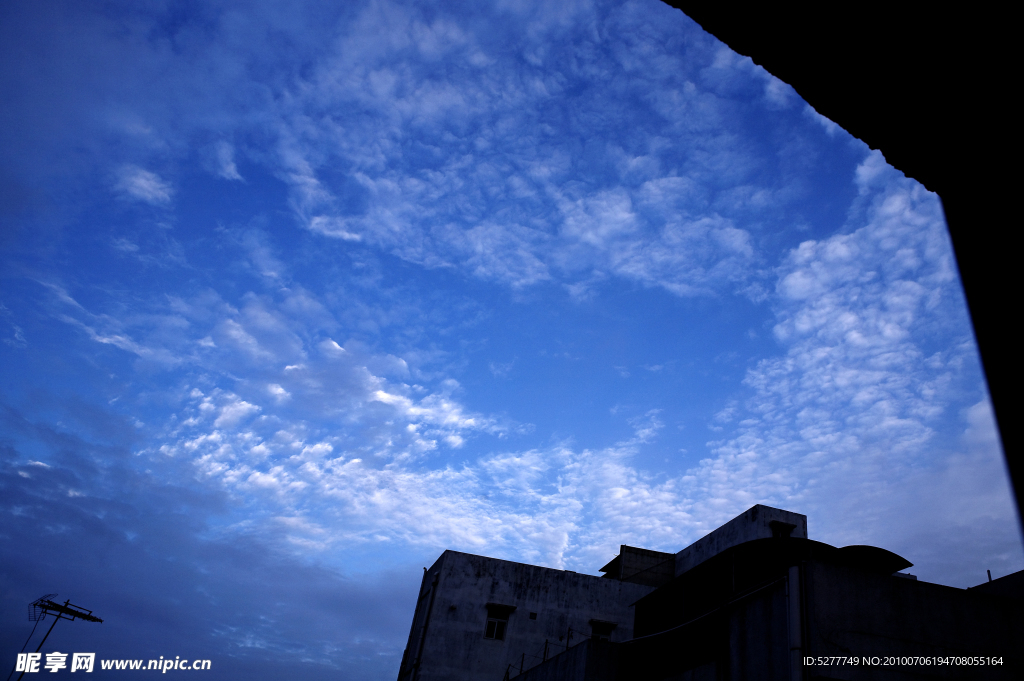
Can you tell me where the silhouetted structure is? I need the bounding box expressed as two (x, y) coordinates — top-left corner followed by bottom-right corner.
(10, 596), (102, 681)
(395, 549), (657, 681)
(397, 505), (1023, 680)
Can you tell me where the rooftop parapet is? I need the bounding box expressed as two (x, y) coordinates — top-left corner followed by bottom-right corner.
(674, 504), (807, 576)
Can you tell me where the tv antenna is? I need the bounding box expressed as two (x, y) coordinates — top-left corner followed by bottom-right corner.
(7, 595), (102, 681)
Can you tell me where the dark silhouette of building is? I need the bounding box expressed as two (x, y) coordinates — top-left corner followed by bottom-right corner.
(395, 548), (659, 681)
(397, 505), (1022, 680)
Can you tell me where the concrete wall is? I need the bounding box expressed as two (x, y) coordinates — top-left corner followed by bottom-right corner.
(516, 639), (618, 681)
(600, 545), (674, 584)
(674, 505), (807, 576)
(618, 547), (675, 587)
(619, 562), (1023, 681)
(803, 562), (1024, 679)
(619, 572), (791, 681)
(397, 551), (654, 681)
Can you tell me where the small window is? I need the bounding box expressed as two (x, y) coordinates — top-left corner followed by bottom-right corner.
(485, 617), (507, 640)
(529, 612), (537, 620)
(589, 620), (617, 642)
(769, 520), (796, 538)
(484, 603), (516, 641)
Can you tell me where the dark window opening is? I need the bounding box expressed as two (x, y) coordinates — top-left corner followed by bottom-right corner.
(529, 612), (537, 620)
(769, 521), (797, 538)
(589, 620), (617, 642)
(485, 618), (507, 640)
(484, 603), (516, 641)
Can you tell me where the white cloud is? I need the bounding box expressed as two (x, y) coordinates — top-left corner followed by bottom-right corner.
(803, 104), (840, 136)
(65, 155), (1018, 585)
(560, 189), (639, 249)
(372, 384), (493, 432)
(254, 0), (775, 296)
(215, 398), (261, 428)
(763, 75), (791, 108)
(855, 149), (891, 194)
(678, 160), (1019, 583)
(114, 165), (173, 205)
(133, 161), (1014, 581)
(215, 141), (244, 181)
(21, 0), (1015, 590)
(235, 229), (286, 281)
(307, 216), (362, 241)
(160, 403), (702, 569)
(45, 284), (186, 366)
(268, 384), (291, 403)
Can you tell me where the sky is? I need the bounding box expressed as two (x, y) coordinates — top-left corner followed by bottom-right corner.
(1, 0), (1021, 678)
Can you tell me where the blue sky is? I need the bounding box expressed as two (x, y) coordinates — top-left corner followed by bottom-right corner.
(2, 0), (1020, 678)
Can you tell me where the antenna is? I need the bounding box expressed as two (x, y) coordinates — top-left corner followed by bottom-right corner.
(8, 595), (103, 681)
(28, 596), (103, 624)
(27, 595), (57, 622)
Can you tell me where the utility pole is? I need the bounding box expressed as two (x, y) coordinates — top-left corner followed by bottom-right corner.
(8, 595), (102, 681)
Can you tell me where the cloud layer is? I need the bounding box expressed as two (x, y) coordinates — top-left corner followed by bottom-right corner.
(2, 2), (1019, 680)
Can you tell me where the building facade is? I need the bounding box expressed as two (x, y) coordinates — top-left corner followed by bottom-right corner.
(396, 548), (665, 681)
(397, 505), (1023, 680)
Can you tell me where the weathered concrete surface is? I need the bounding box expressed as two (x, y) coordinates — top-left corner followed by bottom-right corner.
(674, 505), (807, 576)
(398, 506), (1021, 680)
(620, 575), (790, 681)
(516, 639), (618, 681)
(600, 546), (675, 586)
(629, 537), (1022, 681)
(396, 551), (654, 681)
(803, 562), (1024, 680)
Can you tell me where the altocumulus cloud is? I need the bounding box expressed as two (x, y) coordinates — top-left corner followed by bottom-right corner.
(131, 155), (1016, 586)
(47, 152), (995, 587)
(2, 1), (1020, 680)
(270, 0), (790, 297)
(693, 156), (1018, 582)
